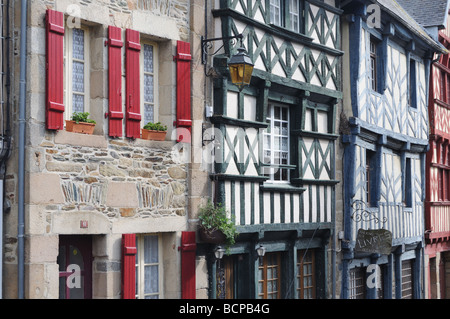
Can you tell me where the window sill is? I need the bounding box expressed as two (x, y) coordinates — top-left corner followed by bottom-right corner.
(369, 89), (383, 98)
(291, 178), (339, 186)
(55, 130), (107, 148)
(209, 115), (268, 128)
(54, 130), (177, 150)
(269, 24), (313, 43)
(133, 138), (177, 150)
(210, 174), (269, 182)
(260, 183), (306, 193)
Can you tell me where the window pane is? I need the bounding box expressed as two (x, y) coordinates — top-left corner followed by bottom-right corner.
(264, 135), (271, 150)
(297, 250), (316, 299)
(289, 0), (300, 32)
(370, 39), (377, 91)
(72, 29), (85, 60)
(282, 137), (288, 151)
(270, 0), (281, 26)
(144, 74), (154, 103)
(349, 267), (365, 299)
(264, 104), (290, 182)
(144, 265), (159, 294)
(72, 61), (85, 93)
(144, 104), (154, 124)
(144, 235), (158, 264)
(72, 94), (84, 113)
(142, 44), (155, 124)
(144, 44), (154, 73)
(274, 106), (280, 119)
(274, 136), (280, 150)
(136, 235), (161, 299)
(282, 122), (288, 135)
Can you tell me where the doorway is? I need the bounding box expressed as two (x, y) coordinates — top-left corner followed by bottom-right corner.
(57, 235), (92, 299)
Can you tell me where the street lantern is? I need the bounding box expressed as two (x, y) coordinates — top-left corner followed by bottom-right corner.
(256, 245), (266, 258)
(201, 34), (254, 90)
(228, 44), (254, 90)
(214, 246), (226, 260)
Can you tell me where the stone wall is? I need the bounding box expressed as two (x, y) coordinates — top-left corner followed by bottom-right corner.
(3, 130), (189, 298)
(35, 132), (187, 220)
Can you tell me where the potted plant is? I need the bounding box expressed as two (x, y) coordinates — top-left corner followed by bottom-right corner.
(198, 201), (238, 253)
(142, 121), (167, 141)
(66, 112), (96, 135)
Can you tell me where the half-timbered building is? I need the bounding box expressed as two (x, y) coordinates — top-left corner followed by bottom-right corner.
(340, 0), (446, 299)
(420, 0), (450, 299)
(199, 0), (343, 299)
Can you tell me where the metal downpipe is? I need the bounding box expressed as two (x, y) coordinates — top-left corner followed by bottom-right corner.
(0, 0), (12, 300)
(17, 0), (28, 299)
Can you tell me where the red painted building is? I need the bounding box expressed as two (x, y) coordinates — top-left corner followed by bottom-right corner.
(425, 3), (450, 299)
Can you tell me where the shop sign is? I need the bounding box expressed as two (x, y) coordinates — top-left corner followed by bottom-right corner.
(355, 229), (392, 255)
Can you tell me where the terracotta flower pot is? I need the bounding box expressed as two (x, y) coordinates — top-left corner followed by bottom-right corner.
(65, 120), (95, 135)
(141, 129), (167, 141)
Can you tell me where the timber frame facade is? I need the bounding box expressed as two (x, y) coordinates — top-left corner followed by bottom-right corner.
(340, 0), (446, 299)
(425, 7), (450, 299)
(200, 0), (343, 299)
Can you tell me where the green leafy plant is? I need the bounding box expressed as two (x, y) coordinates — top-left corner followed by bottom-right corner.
(198, 201), (238, 253)
(71, 112), (96, 124)
(143, 121), (167, 131)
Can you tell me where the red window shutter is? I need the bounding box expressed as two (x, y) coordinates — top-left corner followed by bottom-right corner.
(180, 231), (196, 299)
(121, 233), (136, 299)
(45, 9), (65, 130)
(108, 26), (124, 137)
(175, 41), (192, 143)
(125, 29), (141, 139)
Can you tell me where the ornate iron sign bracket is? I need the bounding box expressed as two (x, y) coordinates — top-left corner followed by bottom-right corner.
(351, 199), (387, 224)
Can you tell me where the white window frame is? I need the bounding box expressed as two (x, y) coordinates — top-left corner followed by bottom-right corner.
(289, 0), (300, 33)
(63, 26), (90, 122)
(135, 233), (163, 299)
(263, 103), (290, 183)
(140, 41), (159, 127)
(270, 0), (282, 26)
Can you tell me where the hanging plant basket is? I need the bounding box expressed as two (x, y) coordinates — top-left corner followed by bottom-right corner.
(198, 228), (227, 244)
(197, 201), (238, 252)
(141, 129), (167, 141)
(65, 120), (95, 135)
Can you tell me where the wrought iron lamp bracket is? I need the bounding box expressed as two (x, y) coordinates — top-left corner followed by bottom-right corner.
(201, 34), (244, 65)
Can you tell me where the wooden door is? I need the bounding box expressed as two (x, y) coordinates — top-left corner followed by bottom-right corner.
(58, 235), (92, 299)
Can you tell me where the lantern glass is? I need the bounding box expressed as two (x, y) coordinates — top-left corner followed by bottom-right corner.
(256, 245), (266, 258)
(215, 246), (225, 260)
(228, 46), (254, 90)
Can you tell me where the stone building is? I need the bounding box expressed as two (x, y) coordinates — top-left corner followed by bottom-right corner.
(0, 0), (196, 299)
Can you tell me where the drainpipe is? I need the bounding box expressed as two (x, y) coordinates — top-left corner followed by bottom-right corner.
(1, 0), (12, 300)
(0, 175), (3, 299)
(17, 0), (28, 299)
